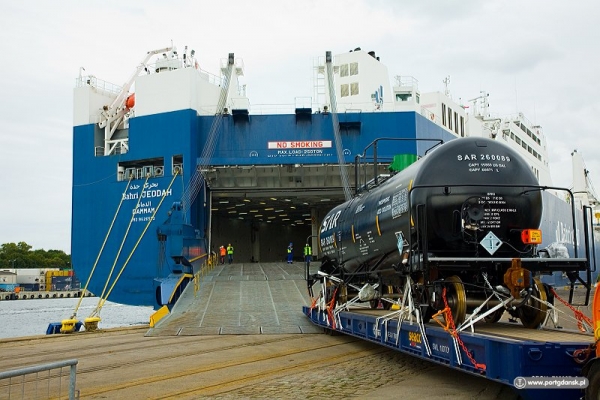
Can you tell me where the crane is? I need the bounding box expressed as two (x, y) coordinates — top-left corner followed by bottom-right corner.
(98, 45), (174, 155)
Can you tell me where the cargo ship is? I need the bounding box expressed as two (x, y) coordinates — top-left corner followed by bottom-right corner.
(72, 45), (599, 308)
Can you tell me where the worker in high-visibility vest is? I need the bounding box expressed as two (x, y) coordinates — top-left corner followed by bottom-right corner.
(227, 244), (234, 264)
(287, 243), (293, 264)
(304, 243), (312, 267)
(219, 245), (226, 264)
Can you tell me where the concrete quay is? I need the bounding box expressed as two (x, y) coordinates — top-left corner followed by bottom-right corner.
(1, 261), (592, 399)
(0, 327), (517, 399)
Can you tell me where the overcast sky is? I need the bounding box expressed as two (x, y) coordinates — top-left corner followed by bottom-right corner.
(1, 0), (599, 253)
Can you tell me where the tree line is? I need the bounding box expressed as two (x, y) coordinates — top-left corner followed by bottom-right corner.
(0, 242), (71, 270)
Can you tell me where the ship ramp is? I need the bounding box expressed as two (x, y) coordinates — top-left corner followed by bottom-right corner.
(146, 262), (322, 336)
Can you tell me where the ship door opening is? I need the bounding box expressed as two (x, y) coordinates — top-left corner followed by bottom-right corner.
(205, 165), (350, 263)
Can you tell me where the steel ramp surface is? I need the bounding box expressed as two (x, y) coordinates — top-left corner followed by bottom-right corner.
(146, 262), (322, 336)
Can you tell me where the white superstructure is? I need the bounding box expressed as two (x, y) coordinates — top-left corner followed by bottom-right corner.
(73, 46), (247, 156)
(314, 48), (552, 186)
(74, 45), (564, 191)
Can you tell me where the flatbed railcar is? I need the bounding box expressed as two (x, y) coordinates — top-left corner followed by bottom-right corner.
(303, 305), (592, 399)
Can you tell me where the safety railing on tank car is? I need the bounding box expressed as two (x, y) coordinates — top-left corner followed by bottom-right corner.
(406, 183), (594, 304)
(353, 138), (443, 195)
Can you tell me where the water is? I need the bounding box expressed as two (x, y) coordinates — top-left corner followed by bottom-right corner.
(0, 297), (153, 339)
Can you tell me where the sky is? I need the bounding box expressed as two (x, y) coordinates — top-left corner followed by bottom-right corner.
(0, 0), (599, 253)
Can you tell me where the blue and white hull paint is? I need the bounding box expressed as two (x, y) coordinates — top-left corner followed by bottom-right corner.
(72, 46), (599, 307)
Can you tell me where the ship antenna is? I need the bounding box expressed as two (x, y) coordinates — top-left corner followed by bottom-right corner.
(443, 75), (451, 97)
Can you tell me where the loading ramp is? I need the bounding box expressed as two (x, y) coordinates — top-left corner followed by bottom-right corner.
(147, 262), (322, 336)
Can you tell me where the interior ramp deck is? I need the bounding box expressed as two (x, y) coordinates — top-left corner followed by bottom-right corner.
(146, 262), (322, 336)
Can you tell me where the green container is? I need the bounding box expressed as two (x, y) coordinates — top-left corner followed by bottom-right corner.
(388, 154), (418, 172)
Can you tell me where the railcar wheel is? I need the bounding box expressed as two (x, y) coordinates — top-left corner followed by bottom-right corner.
(445, 276), (467, 326)
(517, 278), (547, 329)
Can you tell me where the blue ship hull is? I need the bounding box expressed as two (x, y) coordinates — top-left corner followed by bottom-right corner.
(72, 109), (598, 307)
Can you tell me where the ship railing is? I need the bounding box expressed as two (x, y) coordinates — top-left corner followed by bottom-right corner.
(248, 102), (417, 115)
(76, 75), (121, 95)
(145, 59), (224, 86)
(250, 104), (298, 115)
(0, 359), (78, 400)
(394, 75), (419, 88)
(503, 112), (538, 129)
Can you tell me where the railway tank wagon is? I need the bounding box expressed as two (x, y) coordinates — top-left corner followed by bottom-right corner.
(315, 137), (589, 328)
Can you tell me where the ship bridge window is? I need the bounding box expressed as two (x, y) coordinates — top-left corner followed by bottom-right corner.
(350, 82), (359, 95)
(340, 64), (349, 77)
(442, 103), (447, 126)
(516, 121), (541, 146)
(395, 93), (412, 102)
(350, 62), (358, 76)
(454, 112), (459, 134)
(118, 157), (164, 182)
(447, 107), (453, 131)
